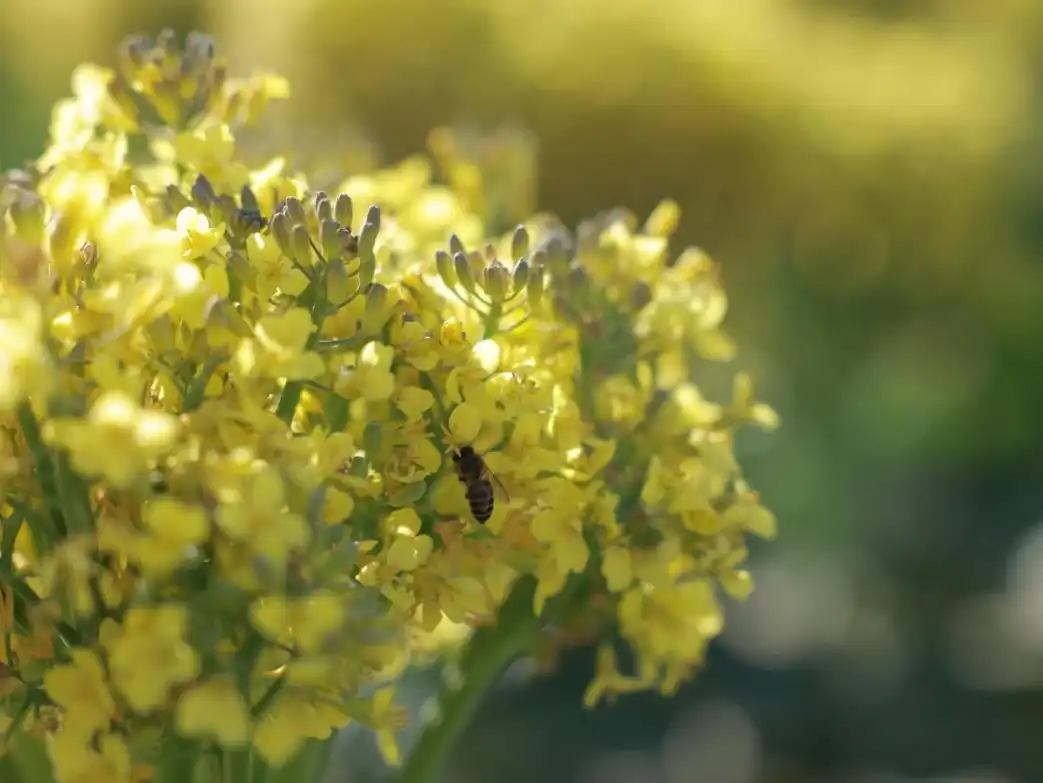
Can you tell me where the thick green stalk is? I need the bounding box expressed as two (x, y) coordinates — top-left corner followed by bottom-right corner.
(393, 571), (589, 783)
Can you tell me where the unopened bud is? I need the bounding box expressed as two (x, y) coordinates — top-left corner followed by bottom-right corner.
(190, 174), (217, 209)
(357, 205), (381, 264)
(313, 191), (332, 222)
(544, 237), (570, 275)
(448, 233), (466, 256)
(290, 223), (313, 266)
(283, 196), (306, 226)
(356, 250), (376, 291)
(511, 224), (530, 261)
(319, 218), (341, 262)
(435, 249), (456, 288)
(165, 184), (192, 214)
(269, 211), (293, 256)
(567, 261), (589, 293)
(526, 266), (545, 311)
(236, 207), (266, 236)
(644, 199), (680, 238)
(226, 250), (256, 289)
(481, 261), (510, 303)
(240, 185), (261, 216)
(214, 194), (238, 228)
(156, 28), (180, 58)
(511, 258), (530, 294)
(453, 252), (475, 293)
(334, 193), (353, 228)
(348, 454), (369, 478)
(362, 282), (389, 333)
(326, 258), (355, 303)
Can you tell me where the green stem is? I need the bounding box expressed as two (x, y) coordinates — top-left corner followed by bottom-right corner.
(393, 570), (590, 783)
(482, 302), (502, 340)
(275, 282), (328, 425)
(15, 403), (66, 540)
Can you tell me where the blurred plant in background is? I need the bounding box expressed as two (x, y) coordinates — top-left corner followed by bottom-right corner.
(0, 30), (776, 783)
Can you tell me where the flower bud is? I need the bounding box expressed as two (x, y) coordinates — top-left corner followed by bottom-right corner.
(319, 218), (341, 262)
(435, 249), (456, 289)
(357, 205), (381, 265)
(481, 261), (510, 303)
(511, 258), (530, 294)
(156, 28), (180, 58)
(567, 262), (589, 295)
(214, 194), (238, 229)
(165, 184), (192, 215)
(644, 199), (681, 238)
(348, 455), (369, 478)
(544, 236), (570, 276)
(362, 283), (389, 333)
(511, 224), (530, 261)
(453, 252), (476, 294)
(326, 258), (355, 304)
(290, 223), (313, 266)
(190, 174), (216, 209)
(269, 211), (293, 257)
(206, 298), (252, 337)
(526, 264), (545, 311)
(240, 209), (267, 237)
(226, 250), (256, 289)
(448, 233), (467, 257)
(313, 191), (332, 223)
(334, 193), (353, 228)
(356, 248), (376, 291)
(283, 196), (306, 226)
(240, 185), (261, 216)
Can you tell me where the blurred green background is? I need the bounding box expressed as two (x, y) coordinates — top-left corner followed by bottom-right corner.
(4, 1), (1043, 780)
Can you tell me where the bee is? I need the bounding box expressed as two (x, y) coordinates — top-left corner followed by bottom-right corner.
(452, 445), (509, 524)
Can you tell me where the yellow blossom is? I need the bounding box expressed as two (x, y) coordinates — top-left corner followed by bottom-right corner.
(42, 648), (116, 737)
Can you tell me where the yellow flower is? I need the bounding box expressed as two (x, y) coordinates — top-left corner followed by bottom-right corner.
(215, 467), (310, 563)
(175, 206), (225, 260)
(173, 123), (249, 191)
(45, 391), (180, 488)
(253, 691), (350, 767)
(237, 308), (325, 380)
(104, 605), (200, 712)
(42, 649), (116, 736)
(250, 590), (345, 654)
(136, 498), (209, 575)
(247, 232), (311, 301)
(334, 341), (396, 402)
(175, 677), (251, 748)
(48, 728), (135, 783)
(0, 297), (53, 412)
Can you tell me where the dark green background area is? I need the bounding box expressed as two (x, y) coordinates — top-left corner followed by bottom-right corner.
(4, 2), (1043, 780)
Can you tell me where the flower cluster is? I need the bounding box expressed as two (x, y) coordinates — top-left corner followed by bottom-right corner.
(0, 31), (778, 783)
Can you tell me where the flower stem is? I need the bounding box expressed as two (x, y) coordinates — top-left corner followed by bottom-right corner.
(394, 570), (589, 783)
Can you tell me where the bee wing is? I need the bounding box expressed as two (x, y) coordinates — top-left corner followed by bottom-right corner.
(484, 467), (511, 503)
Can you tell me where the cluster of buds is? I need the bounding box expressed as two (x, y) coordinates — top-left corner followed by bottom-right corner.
(433, 224), (544, 329)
